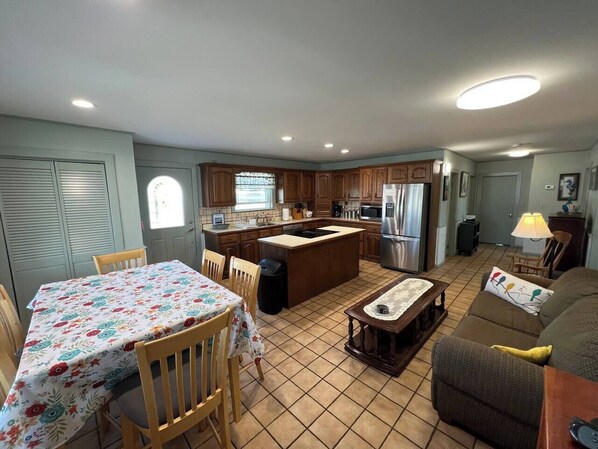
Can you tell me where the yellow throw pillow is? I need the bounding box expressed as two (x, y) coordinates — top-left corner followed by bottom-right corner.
(491, 344), (552, 365)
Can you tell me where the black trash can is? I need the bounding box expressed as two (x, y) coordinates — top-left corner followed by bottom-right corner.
(257, 259), (287, 315)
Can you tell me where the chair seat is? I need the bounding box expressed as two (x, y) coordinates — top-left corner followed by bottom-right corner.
(114, 349), (212, 428)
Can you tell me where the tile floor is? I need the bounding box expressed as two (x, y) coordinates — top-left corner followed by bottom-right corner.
(67, 243), (519, 449)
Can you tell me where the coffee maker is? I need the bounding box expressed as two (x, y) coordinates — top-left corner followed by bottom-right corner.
(332, 203), (343, 218)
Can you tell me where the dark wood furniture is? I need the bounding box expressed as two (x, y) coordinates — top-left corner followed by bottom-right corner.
(344, 276), (448, 376)
(259, 230), (361, 307)
(457, 221), (480, 256)
(548, 215), (588, 272)
(200, 165), (236, 207)
(314, 172), (331, 217)
(537, 366), (598, 449)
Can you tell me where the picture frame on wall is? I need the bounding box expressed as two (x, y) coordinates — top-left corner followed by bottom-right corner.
(459, 171), (469, 197)
(442, 175), (449, 201)
(590, 166), (598, 191)
(557, 173), (580, 201)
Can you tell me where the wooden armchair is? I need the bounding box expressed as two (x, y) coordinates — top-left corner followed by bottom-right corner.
(509, 231), (572, 278)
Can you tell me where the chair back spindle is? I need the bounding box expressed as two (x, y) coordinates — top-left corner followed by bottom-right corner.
(228, 257), (260, 320)
(201, 249), (226, 285)
(93, 248), (147, 275)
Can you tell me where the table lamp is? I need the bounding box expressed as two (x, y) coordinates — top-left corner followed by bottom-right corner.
(511, 212), (555, 275)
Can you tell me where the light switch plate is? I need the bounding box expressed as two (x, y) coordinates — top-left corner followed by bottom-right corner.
(545, 184), (555, 190)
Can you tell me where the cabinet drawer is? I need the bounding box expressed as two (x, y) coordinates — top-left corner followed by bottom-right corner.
(258, 229), (272, 238)
(219, 233), (240, 244)
(271, 227), (283, 236)
(240, 231), (259, 241)
(365, 224), (381, 233)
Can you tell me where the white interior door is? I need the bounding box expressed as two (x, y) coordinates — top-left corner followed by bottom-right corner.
(137, 167), (197, 267)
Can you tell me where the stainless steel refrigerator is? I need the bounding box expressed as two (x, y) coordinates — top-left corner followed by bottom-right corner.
(380, 183), (429, 273)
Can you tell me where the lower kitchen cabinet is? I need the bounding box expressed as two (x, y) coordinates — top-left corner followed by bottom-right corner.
(364, 233), (381, 261)
(220, 242), (239, 276)
(240, 240), (259, 263)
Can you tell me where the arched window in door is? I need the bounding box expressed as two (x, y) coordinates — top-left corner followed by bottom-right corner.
(147, 176), (184, 229)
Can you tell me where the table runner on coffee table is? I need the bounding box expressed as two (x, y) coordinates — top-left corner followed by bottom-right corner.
(363, 278), (434, 320)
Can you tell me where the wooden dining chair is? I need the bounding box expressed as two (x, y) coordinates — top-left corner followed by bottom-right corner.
(509, 231), (572, 278)
(93, 248), (147, 275)
(0, 346), (16, 404)
(0, 284), (25, 367)
(115, 307), (233, 449)
(201, 249), (226, 285)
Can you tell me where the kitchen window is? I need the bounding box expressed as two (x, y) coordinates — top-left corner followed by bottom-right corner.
(234, 171), (276, 211)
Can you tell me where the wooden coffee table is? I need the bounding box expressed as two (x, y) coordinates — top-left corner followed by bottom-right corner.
(344, 275), (449, 376)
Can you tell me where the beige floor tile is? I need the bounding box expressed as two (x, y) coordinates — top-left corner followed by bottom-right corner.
(250, 394), (286, 427)
(288, 430), (327, 449)
(268, 331), (291, 346)
(309, 411), (348, 449)
(230, 412), (264, 448)
(291, 368), (321, 392)
(406, 358), (431, 377)
(267, 411), (306, 449)
(321, 347), (348, 365)
(344, 379), (377, 408)
(279, 339), (304, 356)
(381, 430), (420, 449)
(324, 367), (355, 391)
(336, 430), (374, 449)
(293, 347), (319, 365)
(292, 332), (317, 346)
(258, 367), (287, 392)
(428, 429), (468, 449)
(328, 394), (364, 427)
(307, 357), (335, 377)
(308, 380), (341, 408)
(277, 357), (304, 378)
(264, 347), (289, 365)
(242, 429), (282, 449)
(358, 367), (390, 392)
(406, 394), (439, 426)
(271, 380), (304, 408)
(241, 382), (270, 409)
(394, 410), (434, 448)
(380, 380), (414, 407)
(307, 338), (332, 354)
(396, 369), (424, 391)
(338, 357), (368, 377)
(473, 439), (495, 449)
(289, 395), (325, 426)
(351, 410), (391, 448)
(367, 394), (403, 427)
(437, 421), (476, 448)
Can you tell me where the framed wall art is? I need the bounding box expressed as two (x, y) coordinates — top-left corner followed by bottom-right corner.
(459, 171), (469, 197)
(442, 175), (449, 201)
(558, 173), (580, 201)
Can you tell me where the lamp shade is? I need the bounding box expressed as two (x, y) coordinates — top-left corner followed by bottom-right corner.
(511, 213), (553, 239)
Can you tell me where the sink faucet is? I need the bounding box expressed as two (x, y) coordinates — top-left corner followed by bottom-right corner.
(255, 214), (262, 225)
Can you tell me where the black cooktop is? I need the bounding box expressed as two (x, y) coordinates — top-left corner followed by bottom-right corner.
(291, 229), (339, 239)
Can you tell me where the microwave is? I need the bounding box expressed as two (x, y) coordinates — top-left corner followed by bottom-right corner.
(360, 204), (383, 221)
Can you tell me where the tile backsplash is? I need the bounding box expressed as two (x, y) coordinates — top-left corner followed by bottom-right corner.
(199, 203), (305, 225)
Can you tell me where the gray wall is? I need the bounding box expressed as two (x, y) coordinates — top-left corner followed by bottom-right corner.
(585, 141), (598, 269)
(0, 116), (143, 248)
(319, 149), (444, 171)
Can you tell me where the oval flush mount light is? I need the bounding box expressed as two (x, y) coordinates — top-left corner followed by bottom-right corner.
(509, 150), (530, 157)
(281, 136), (293, 141)
(324, 143), (334, 148)
(341, 149), (349, 154)
(457, 76), (541, 110)
(72, 98), (95, 109)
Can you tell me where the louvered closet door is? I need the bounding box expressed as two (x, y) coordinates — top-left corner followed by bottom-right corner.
(56, 162), (115, 278)
(0, 159), (71, 326)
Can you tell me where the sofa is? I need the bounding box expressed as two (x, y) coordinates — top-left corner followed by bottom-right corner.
(431, 267), (598, 449)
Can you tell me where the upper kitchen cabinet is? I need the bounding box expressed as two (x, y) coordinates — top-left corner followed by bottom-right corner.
(388, 165), (409, 184)
(372, 167), (387, 202)
(360, 168), (373, 201)
(315, 172), (331, 217)
(301, 171), (315, 202)
(347, 170), (361, 200)
(408, 162), (432, 183)
(200, 164), (236, 207)
(332, 171), (346, 201)
(279, 171), (301, 203)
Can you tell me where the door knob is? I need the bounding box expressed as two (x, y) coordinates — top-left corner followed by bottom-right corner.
(187, 228), (195, 233)
(509, 213), (513, 217)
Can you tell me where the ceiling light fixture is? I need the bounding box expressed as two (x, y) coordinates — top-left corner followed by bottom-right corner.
(71, 99), (95, 109)
(324, 143), (334, 148)
(281, 136), (293, 141)
(341, 149), (349, 154)
(509, 150), (530, 157)
(457, 75), (541, 110)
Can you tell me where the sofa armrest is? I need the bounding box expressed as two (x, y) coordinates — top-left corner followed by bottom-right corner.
(480, 270), (554, 291)
(432, 336), (544, 426)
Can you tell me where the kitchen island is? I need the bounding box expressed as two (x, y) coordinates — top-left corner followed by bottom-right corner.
(258, 225), (364, 307)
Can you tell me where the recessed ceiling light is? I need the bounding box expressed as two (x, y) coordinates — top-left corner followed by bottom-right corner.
(71, 99), (95, 109)
(341, 149), (349, 154)
(324, 143), (334, 148)
(457, 75), (541, 110)
(281, 136), (293, 141)
(509, 150), (530, 157)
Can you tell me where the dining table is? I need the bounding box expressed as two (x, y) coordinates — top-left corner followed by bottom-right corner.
(0, 260), (264, 449)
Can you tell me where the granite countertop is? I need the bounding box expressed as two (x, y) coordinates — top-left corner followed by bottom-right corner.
(257, 225), (364, 249)
(202, 217), (379, 234)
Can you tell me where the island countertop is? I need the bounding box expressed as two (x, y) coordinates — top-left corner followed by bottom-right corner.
(258, 225), (364, 249)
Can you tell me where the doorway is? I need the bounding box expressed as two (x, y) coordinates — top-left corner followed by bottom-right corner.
(446, 171), (460, 256)
(136, 167), (198, 267)
(477, 173), (520, 245)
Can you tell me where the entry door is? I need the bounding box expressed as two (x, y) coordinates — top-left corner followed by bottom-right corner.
(478, 175), (518, 245)
(137, 167), (197, 267)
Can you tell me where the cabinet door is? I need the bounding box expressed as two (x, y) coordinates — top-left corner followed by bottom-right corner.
(315, 172), (331, 201)
(332, 172), (346, 201)
(221, 242), (239, 276)
(388, 165), (408, 184)
(301, 172), (315, 201)
(240, 240), (259, 264)
(365, 233), (381, 260)
(360, 168), (373, 201)
(347, 170), (361, 200)
(283, 172), (301, 203)
(373, 167), (387, 203)
(408, 163), (432, 183)
(202, 166), (236, 207)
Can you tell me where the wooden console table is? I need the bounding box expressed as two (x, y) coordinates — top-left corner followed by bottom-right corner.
(537, 366), (598, 449)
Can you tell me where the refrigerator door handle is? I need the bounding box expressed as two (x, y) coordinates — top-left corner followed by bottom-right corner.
(382, 234), (403, 244)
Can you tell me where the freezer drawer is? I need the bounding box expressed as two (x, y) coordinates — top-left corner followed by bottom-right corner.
(380, 234), (422, 273)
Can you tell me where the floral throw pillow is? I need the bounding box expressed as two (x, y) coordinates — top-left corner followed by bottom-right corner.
(484, 267), (554, 315)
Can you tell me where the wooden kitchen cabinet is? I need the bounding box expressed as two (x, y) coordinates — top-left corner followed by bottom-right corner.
(364, 233), (381, 261)
(240, 240), (259, 264)
(281, 171), (301, 203)
(373, 167), (387, 203)
(315, 172), (332, 217)
(200, 164), (236, 207)
(360, 168), (373, 201)
(347, 170), (361, 200)
(388, 165), (409, 184)
(220, 242), (240, 276)
(301, 171), (315, 201)
(332, 171), (346, 201)
(408, 162), (432, 183)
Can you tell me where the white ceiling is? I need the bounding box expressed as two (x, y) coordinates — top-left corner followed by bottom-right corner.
(1, 1), (598, 162)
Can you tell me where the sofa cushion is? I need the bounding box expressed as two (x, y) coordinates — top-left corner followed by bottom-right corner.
(451, 316), (538, 350)
(537, 296), (598, 382)
(539, 267), (598, 327)
(468, 291), (545, 336)
(484, 267), (553, 315)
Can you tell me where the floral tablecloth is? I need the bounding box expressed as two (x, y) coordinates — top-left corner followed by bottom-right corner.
(0, 260), (264, 449)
